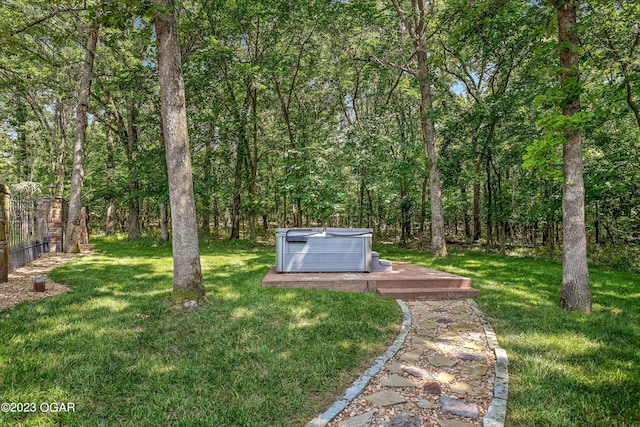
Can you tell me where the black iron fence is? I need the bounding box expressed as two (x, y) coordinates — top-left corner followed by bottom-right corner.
(9, 193), (49, 272)
(0, 185), (50, 281)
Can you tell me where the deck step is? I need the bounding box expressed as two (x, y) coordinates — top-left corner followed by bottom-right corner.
(373, 277), (472, 289)
(262, 261), (479, 301)
(376, 287), (480, 301)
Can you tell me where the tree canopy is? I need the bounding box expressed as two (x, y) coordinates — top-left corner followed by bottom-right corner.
(0, 0), (638, 259)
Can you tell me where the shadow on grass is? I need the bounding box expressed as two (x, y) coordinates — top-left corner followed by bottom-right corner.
(0, 239), (400, 427)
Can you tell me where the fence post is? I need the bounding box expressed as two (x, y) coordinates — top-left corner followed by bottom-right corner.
(37, 197), (65, 252)
(0, 185), (10, 282)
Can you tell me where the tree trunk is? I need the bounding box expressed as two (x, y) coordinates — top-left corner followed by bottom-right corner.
(127, 104), (141, 241)
(52, 98), (69, 198)
(106, 202), (115, 235)
(230, 137), (243, 240)
(127, 178), (141, 240)
(65, 28), (98, 253)
(154, 0), (205, 308)
(160, 202), (169, 242)
(485, 150), (493, 245)
(416, 40), (447, 257)
(15, 93), (30, 180)
(105, 119), (115, 235)
(248, 85), (258, 242)
(555, 0), (591, 312)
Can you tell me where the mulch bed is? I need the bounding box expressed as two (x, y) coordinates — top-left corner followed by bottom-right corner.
(0, 251), (86, 311)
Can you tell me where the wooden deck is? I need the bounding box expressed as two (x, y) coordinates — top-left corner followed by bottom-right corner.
(261, 262), (479, 300)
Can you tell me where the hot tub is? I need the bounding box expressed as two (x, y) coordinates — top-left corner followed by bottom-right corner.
(275, 228), (373, 273)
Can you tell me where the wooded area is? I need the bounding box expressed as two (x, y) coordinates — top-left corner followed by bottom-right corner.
(1, 0), (638, 255)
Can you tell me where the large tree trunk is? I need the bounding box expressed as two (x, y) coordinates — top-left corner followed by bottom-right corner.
(65, 28), (98, 253)
(416, 39), (447, 257)
(154, 0), (205, 308)
(555, 0), (591, 312)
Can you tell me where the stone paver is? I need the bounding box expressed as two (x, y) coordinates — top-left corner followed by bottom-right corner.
(383, 411), (421, 427)
(422, 381), (442, 394)
(381, 374), (419, 388)
(427, 355), (458, 368)
(434, 372), (455, 384)
(438, 420), (477, 427)
(365, 390), (408, 407)
(400, 349), (423, 363)
(440, 397), (480, 418)
(461, 365), (489, 379)
(338, 410), (376, 427)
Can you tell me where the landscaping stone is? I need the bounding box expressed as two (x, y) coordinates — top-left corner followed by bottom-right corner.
(494, 377), (508, 400)
(440, 397), (479, 419)
(437, 419), (476, 427)
(461, 364), (489, 379)
(416, 329), (438, 338)
(417, 399), (438, 409)
(467, 332), (483, 341)
(463, 342), (484, 351)
(458, 352), (487, 362)
(436, 317), (455, 324)
(434, 372), (455, 384)
(495, 348), (509, 366)
(383, 411), (421, 427)
(413, 338), (436, 350)
(495, 363), (509, 380)
(400, 350), (423, 363)
(428, 355), (457, 367)
(402, 365), (430, 379)
(365, 390), (407, 407)
(483, 398), (507, 427)
(388, 363), (402, 374)
(422, 381), (442, 394)
(382, 374), (419, 388)
(337, 410), (375, 427)
(419, 320), (439, 329)
(450, 382), (474, 395)
(453, 315), (476, 323)
(451, 323), (477, 332)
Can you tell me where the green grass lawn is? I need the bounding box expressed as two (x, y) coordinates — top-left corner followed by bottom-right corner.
(0, 238), (401, 426)
(381, 245), (640, 427)
(2, 239), (639, 426)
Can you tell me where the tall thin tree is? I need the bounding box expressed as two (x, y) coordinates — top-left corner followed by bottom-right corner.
(390, 0), (447, 257)
(65, 27), (98, 253)
(554, 0), (591, 312)
(154, 0), (206, 308)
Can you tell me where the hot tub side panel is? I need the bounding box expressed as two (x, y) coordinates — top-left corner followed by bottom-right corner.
(275, 228), (372, 273)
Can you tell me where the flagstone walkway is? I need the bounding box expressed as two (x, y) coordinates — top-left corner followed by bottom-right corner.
(308, 299), (508, 427)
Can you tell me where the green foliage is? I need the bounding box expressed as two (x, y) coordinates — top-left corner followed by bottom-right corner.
(0, 0), (639, 247)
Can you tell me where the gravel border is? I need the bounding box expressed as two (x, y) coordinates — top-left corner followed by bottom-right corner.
(467, 299), (508, 427)
(307, 299), (412, 427)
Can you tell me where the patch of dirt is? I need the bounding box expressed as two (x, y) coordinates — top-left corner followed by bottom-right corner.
(0, 249), (91, 311)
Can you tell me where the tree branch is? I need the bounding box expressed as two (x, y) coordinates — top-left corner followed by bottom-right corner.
(390, 0), (415, 38)
(13, 3), (87, 34)
(352, 55), (417, 77)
